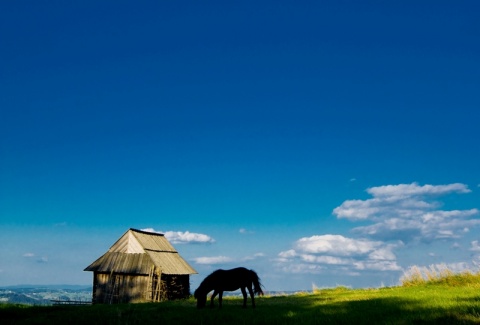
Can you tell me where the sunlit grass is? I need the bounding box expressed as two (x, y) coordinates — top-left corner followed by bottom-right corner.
(2, 267), (480, 324)
(400, 264), (480, 287)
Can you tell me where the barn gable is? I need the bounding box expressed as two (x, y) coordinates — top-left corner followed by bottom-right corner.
(84, 228), (197, 303)
(109, 230), (146, 253)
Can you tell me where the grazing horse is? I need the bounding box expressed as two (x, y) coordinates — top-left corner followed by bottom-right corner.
(194, 267), (263, 308)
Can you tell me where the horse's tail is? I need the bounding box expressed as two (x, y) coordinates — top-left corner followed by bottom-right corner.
(250, 269), (264, 296)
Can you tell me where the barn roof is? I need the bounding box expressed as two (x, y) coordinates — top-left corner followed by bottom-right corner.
(84, 228), (197, 275)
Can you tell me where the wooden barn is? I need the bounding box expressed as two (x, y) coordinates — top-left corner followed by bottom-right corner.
(84, 228), (197, 304)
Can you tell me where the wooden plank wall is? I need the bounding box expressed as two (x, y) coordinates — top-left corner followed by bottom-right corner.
(93, 273), (149, 303)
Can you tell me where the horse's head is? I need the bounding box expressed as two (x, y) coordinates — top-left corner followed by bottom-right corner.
(194, 288), (207, 309)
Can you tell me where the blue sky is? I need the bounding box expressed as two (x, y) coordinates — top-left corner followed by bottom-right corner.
(1, 1), (479, 291)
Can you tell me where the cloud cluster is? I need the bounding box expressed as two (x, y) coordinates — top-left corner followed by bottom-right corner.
(277, 235), (401, 274)
(144, 184), (479, 284)
(333, 183), (479, 243)
(141, 228), (215, 244)
(277, 183), (479, 277)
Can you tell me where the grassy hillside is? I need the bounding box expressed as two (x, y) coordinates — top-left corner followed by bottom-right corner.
(2, 270), (479, 324)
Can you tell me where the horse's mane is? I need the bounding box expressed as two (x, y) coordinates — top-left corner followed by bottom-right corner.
(197, 269), (222, 292)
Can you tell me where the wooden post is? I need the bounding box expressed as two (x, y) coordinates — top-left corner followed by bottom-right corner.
(154, 269), (162, 302)
(146, 266), (154, 301)
(107, 271), (118, 304)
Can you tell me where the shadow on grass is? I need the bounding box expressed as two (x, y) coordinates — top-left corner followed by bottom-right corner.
(202, 294), (480, 324)
(1, 294), (479, 324)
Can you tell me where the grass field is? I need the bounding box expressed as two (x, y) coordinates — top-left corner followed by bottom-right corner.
(2, 269), (480, 324)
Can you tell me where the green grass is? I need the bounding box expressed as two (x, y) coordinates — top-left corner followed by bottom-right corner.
(2, 272), (480, 324)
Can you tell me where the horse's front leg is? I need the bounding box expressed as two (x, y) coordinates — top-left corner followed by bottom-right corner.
(241, 287), (247, 308)
(210, 290), (218, 308)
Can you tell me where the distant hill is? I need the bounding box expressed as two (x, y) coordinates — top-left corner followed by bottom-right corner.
(0, 285), (306, 305)
(0, 286), (92, 305)
(1, 284), (91, 290)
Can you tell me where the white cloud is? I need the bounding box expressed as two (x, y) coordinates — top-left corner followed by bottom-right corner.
(295, 235), (384, 256)
(333, 199), (382, 221)
(142, 228), (158, 233)
(141, 228), (215, 244)
(333, 183), (480, 242)
(366, 183), (470, 198)
(193, 253), (265, 265)
(451, 242), (461, 249)
(470, 240), (480, 252)
(193, 256), (233, 265)
(22, 252), (48, 263)
(473, 255), (480, 267)
(280, 263), (326, 274)
(278, 249), (296, 259)
(242, 252), (265, 261)
(353, 260), (400, 271)
(368, 247), (396, 260)
(299, 254), (351, 265)
(277, 235), (401, 274)
(165, 231), (215, 244)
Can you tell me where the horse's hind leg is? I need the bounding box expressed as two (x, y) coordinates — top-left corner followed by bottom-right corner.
(218, 291), (223, 308)
(247, 285), (255, 308)
(241, 287), (247, 308)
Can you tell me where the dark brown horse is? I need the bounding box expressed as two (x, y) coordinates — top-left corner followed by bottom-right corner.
(194, 267), (263, 308)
